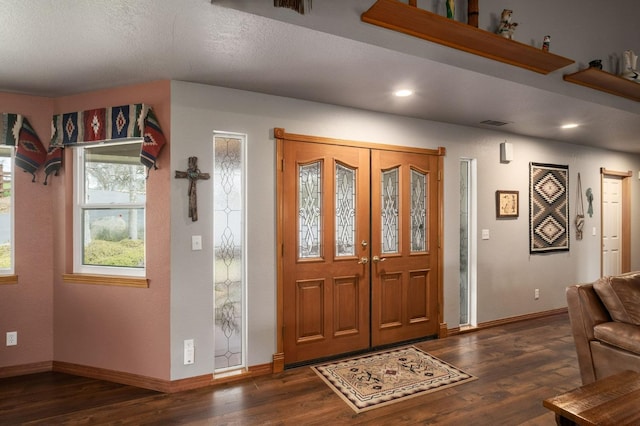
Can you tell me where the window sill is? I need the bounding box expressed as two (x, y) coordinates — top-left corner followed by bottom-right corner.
(63, 273), (148, 288)
(0, 275), (18, 285)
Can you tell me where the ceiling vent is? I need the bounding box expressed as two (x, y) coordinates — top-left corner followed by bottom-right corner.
(480, 119), (509, 126)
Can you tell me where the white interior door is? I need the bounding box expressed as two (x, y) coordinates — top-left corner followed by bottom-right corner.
(602, 175), (622, 276)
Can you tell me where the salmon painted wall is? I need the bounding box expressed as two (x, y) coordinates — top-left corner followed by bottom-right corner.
(52, 80), (172, 380)
(0, 93), (55, 369)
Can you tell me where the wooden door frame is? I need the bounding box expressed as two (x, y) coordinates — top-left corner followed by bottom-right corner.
(273, 127), (446, 372)
(600, 168), (631, 276)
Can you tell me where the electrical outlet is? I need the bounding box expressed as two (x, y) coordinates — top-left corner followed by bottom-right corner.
(184, 339), (195, 365)
(534, 289), (540, 300)
(6, 331), (17, 346)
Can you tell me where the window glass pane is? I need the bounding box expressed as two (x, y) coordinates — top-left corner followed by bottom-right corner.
(84, 143), (146, 204)
(213, 136), (243, 371)
(410, 169), (427, 252)
(0, 148), (12, 271)
(299, 161), (322, 259)
(82, 208), (145, 267)
(78, 142), (145, 273)
(381, 168), (399, 254)
(335, 163), (356, 257)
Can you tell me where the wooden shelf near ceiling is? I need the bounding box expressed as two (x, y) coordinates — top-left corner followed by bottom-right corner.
(361, 0), (574, 75)
(563, 68), (640, 102)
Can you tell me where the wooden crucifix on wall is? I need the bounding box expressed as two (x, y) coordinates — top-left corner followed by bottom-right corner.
(175, 157), (210, 221)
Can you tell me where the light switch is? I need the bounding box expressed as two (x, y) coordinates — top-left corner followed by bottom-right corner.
(481, 229), (490, 240)
(191, 235), (202, 251)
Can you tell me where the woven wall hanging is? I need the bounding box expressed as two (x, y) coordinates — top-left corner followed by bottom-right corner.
(575, 173), (584, 240)
(529, 162), (570, 253)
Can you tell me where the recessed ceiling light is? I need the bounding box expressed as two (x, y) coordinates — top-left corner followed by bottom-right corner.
(561, 123), (579, 129)
(394, 89), (413, 97)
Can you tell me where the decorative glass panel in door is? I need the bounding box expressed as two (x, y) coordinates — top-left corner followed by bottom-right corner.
(299, 161), (322, 259)
(335, 163), (356, 257)
(381, 168), (399, 254)
(410, 168), (427, 253)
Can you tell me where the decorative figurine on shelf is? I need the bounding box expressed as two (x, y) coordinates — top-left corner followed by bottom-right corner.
(542, 35), (551, 51)
(621, 50), (639, 82)
(496, 9), (518, 39)
(589, 59), (603, 70)
(446, 0), (455, 19)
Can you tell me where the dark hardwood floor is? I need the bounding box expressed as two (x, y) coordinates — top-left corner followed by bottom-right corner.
(0, 313), (580, 425)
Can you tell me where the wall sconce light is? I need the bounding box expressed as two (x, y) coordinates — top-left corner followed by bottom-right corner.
(500, 142), (513, 163)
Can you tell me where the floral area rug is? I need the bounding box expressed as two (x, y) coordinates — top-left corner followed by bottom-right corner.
(311, 346), (477, 413)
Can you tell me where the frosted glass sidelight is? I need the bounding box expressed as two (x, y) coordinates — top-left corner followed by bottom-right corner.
(335, 164), (356, 257)
(459, 160), (470, 326)
(214, 136), (243, 371)
(299, 161), (322, 259)
(381, 168), (399, 254)
(410, 169), (427, 252)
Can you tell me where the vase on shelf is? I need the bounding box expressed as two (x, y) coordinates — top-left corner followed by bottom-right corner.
(446, 0), (455, 19)
(621, 50), (639, 82)
(588, 60), (602, 70)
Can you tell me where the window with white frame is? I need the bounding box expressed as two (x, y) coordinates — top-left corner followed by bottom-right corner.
(0, 147), (14, 274)
(74, 141), (146, 276)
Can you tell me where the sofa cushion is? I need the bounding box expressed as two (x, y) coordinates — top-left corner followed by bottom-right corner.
(593, 272), (640, 325)
(594, 322), (640, 355)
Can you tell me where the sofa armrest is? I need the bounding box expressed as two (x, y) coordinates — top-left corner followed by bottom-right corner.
(566, 283), (612, 384)
(594, 322), (640, 354)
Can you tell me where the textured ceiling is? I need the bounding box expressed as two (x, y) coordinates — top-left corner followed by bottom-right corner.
(1, 0), (639, 154)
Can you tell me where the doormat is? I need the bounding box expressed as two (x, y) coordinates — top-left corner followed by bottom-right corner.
(529, 162), (569, 253)
(311, 346), (477, 413)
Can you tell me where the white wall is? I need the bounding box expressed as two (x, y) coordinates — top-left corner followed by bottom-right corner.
(214, 0), (640, 113)
(169, 80), (640, 379)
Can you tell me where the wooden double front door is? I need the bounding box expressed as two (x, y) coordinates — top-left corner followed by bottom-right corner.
(276, 129), (444, 366)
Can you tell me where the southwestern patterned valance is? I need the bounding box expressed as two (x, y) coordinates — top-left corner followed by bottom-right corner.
(48, 103), (167, 180)
(0, 113), (48, 181)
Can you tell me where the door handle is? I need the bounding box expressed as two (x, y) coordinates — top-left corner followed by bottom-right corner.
(358, 257), (369, 264)
(372, 256), (386, 263)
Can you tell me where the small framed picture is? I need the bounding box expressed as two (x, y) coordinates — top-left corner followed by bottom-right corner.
(496, 190), (519, 218)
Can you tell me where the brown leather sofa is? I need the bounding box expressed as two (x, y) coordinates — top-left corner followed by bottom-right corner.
(566, 272), (640, 385)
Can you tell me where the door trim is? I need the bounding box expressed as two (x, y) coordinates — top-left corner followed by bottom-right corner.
(600, 168), (631, 276)
(273, 127), (446, 371)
